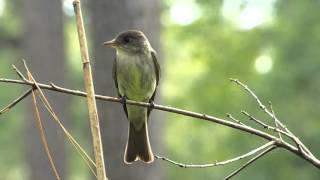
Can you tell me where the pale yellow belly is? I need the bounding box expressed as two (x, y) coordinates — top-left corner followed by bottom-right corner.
(116, 52), (156, 101)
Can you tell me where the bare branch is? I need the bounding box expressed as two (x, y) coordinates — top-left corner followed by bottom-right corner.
(224, 145), (276, 180)
(155, 141), (275, 168)
(230, 78), (316, 159)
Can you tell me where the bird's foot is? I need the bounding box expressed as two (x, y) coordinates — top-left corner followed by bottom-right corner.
(120, 96), (127, 105)
(149, 100), (155, 109)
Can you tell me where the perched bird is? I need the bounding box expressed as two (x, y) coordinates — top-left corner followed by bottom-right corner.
(103, 30), (160, 164)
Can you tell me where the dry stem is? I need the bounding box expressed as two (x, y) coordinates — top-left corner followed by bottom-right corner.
(73, 1), (107, 180)
(27, 67), (61, 180)
(22, 61), (96, 177)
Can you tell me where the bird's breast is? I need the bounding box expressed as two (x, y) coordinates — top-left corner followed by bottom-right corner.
(116, 52), (156, 101)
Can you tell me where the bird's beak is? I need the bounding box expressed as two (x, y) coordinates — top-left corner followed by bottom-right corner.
(103, 39), (118, 48)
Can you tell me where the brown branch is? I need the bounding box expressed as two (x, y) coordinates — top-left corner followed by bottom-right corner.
(72, 1), (107, 180)
(1, 77), (320, 169)
(224, 145), (276, 180)
(155, 141), (275, 168)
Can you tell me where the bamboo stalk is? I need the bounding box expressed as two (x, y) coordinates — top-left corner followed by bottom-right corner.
(72, 1), (107, 179)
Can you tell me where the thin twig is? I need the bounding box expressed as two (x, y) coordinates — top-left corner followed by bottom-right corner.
(224, 146), (276, 180)
(241, 110), (269, 129)
(155, 141), (275, 168)
(73, 1), (107, 179)
(1, 77), (320, 169)
(29, 80), (61, 180)
(226, 113), (244, 125)
(12, 64), (28, 82)
(269, 101), (282, 140)
(69, 136), (97, 178)
(0, 88), (32, 115)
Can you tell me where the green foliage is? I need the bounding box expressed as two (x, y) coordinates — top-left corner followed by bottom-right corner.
(162, 0), (320, 179)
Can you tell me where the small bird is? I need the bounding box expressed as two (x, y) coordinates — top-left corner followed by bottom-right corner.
(103, 30), (160, 164)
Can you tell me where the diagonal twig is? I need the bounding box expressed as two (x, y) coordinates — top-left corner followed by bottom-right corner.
(224, 145), (276, 180)
(241, 110), (269, 129)
(0, 88), (32, 115)
(226, 113), (244, 125)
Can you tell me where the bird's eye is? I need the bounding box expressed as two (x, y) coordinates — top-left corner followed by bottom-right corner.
(123, 37), (130, 44)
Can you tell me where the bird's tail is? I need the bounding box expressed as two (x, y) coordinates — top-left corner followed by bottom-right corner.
(124, 120), (154, 164)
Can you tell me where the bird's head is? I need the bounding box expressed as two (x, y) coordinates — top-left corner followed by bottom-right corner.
(103, 30), (151, 54)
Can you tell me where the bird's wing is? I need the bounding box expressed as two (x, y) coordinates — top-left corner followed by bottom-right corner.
(112, 58), (119, 93)
(113, 57), (128, 117)
(148, 50), (161, 117)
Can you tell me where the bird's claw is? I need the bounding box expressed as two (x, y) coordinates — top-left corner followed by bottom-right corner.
(120, 96), (127, 105)
(150, 100), (155, 109)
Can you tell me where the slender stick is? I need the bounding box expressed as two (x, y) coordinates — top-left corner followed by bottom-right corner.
(73, 1), (107, 179)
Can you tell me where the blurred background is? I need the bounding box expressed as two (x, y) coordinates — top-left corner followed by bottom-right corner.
(0, 0), (319, 179)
